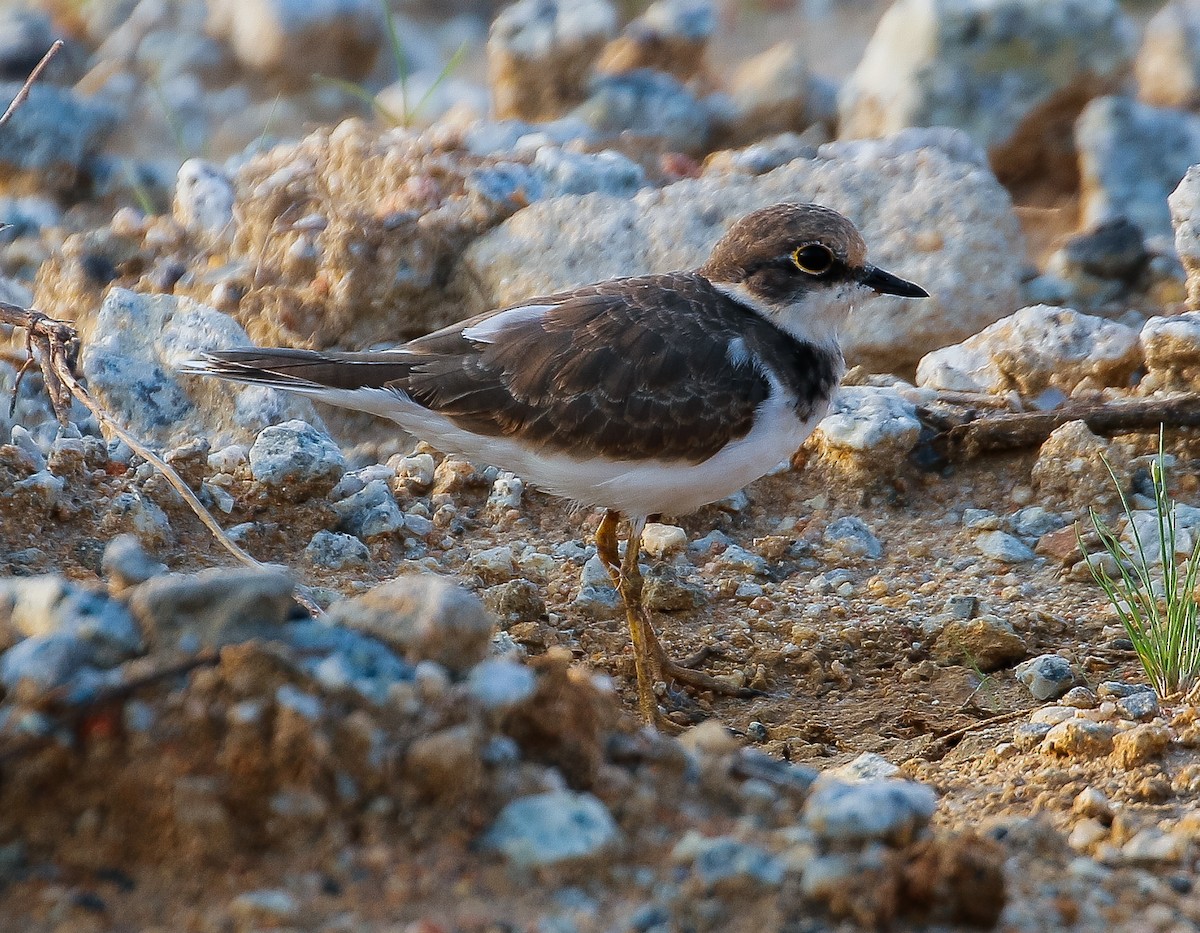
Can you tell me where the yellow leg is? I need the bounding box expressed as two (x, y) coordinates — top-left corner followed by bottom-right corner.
(596, 511), (659, 724)
(595, 511), (760, 728)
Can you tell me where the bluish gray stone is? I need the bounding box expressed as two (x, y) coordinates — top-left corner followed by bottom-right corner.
(305, 530), (370, 570)
(711, 132), (817, 175)
(839, 0), (1135, 183)
(572, 70), (711, 153)
(249, 420), (345, 497)
(481, 790), (618, 867)
(673, 834), (784, 888)
(1016, 653), (1079, 700)
(402, 511), (434, 538)
(976, 530), (1036, 563)
(1116, 690), (1160, 721)
(572, 584), (621, 620)
(128, 567), (296, 651)
(1011, 507), (1067, 539)
(275, 683), (322, 720)
(0, 575), (141, 666)
(0, 195), (62, 240)
(0, 633), (95, 691)
(85, 289), (320, 447)
(462, 118), (595, 159)
(466, 162), (546, 208)
(1012, 721), (1054, 751)
(101, 533), (167, 589)
(333, 479), (405, 540)
(1097, 680), (1155, 699)
(714, 544), (770, 575)
(532, 146), (646, 197)
(282, 618), (414, 702)
(326, 574), (495, 674)
(816, 386), (921, 457)
(467, 658), (538, 711)
(802, 778), (937, 846)
(823, 517), (883, 560)
(821, 126), (990, 170)
(0, 82), (117, 188)
(1077, 95), (1200, 243)
(174, 158), (236, 241)
(228, 888), (300, 928)
(101, 490), (172, 548)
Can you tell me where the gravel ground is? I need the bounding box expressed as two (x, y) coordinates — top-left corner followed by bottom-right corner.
(2, 1), (1200, 931)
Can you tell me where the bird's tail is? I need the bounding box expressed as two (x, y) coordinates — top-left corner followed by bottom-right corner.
(181, 349), (416, 393)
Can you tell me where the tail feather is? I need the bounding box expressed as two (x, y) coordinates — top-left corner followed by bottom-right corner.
(182, 349), (417, 392)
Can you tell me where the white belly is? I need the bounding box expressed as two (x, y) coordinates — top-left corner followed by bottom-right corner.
(300, 386), (830, 518)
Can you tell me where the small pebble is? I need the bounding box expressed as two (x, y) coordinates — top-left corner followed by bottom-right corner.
(305, 530), (369, 571)
(1015, 654), (1078, 700)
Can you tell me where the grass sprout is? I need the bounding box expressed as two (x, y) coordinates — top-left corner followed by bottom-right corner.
(1082, 428), (1200, 703)
(314, 0), (469, 128)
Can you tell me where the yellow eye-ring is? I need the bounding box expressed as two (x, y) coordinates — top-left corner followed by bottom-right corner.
(792, 243), (834, 275)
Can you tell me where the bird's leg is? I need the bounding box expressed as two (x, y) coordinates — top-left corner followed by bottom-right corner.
(596, 510), (660, 723)
(596, 512), (761, 725)
(624, 529), (763, 701)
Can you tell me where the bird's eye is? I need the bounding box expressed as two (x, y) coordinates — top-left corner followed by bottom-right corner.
(792, 244), (834, 275)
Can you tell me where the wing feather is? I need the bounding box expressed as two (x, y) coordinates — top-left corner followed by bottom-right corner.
(191, 273), (840, 464)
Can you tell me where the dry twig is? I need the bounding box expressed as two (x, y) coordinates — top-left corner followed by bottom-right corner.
(0, 650), (219, 766)
(928, 396), (1200, 461)
(0, 39), (63, 128)
(0, 302), (322, 616)
(932, 705), (1039, 749)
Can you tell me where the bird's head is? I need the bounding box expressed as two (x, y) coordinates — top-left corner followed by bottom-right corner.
(698, 202), (928, 347)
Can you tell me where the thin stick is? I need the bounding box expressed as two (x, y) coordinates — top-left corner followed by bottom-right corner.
(0, 650), (219, 766)
(932, 396), (1200, 461)
(0, 40), (63, 128)
(57, 365), (268, 570)
(0, 302), (324, 617)
(933, 705), (1038, 747)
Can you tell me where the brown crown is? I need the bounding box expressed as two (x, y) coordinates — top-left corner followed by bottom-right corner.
(698, 203), (868, 284)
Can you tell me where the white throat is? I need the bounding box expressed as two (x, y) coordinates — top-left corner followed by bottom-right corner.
(712, 281), (863, 357)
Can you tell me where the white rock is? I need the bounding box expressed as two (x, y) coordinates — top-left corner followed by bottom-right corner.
(814, 385), (921, 456)
(174, 158), (235, 243)
(82, 288), (320, 447)
(802, 778), (937, 846)
(1077, 95), (1200, 242)
(326, 574), (495, 674)
(468, 546), (517, 583)
(976, 530), (1036, 563)
(481, 790), (618, 866)
(1170, 165), (1200, 309)
(1141, 309), (1200, 391)
(488, 0), (618, 122)
(249, 420), (345, 496)
(207, 0), (385, 86)
(455, 142), (1021, 373)
(830, 751), (900, 782)
(642, 522), (687, 558)
(305, 530), (369, 570)
(1138, 0), (1200, 109)
(838, 0), (1135, 184)
(467, 657), (538, 711)
(916, 304), (1141, 397)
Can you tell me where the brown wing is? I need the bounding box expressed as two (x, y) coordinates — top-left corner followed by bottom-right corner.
(192, 273), (836, 464)
(394, 274), (774, 463)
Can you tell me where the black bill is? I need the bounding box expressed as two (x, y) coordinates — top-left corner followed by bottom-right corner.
(861, 264), (929, 299)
